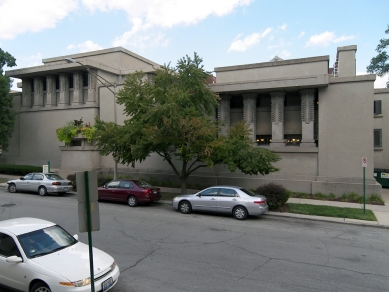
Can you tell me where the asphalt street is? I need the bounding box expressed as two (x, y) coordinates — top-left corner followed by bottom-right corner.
(0, 189), (389, 292)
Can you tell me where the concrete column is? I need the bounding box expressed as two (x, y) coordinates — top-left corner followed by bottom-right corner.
(21, 78), (32, 107)
(270, 91), (285, 147)
(59, 73), (70, 106)
(218, 94), (231, 135)
(45, 75), (57, 106)
(87, 69), (97, 103)
(242, 93), (257, 143)
(73, 71), (84, 104)
(33, 77), (44, 107)
(300, 89), (316, 147)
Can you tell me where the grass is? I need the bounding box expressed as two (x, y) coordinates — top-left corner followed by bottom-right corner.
(287, 203), (377, 221)
(0, 178), (7, 184)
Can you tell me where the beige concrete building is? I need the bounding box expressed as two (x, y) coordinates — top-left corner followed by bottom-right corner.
(3, 45), (386, 195)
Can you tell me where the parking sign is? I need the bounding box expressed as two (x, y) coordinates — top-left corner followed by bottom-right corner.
(362, 157), (367, 168)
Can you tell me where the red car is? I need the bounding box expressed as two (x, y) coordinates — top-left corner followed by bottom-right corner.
(98, 180), (161, 207)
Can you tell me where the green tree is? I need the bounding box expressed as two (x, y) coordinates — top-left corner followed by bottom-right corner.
(367, 24), (389, 87)
(0, 48), (17, 151)
(94, 53), (280, 193)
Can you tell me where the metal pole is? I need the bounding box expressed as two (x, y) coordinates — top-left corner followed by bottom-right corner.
(84, 171), (95, 291)
(48, 161), (50, 173)
(113, 84), (118, 180)
(363, 167), (366, 214)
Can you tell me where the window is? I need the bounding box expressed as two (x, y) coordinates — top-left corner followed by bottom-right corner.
(256, 135), (271, 145)
(0, 233), (21, 258)
(374, 100), (382, 114)
(284, 134), (302, 146)
(106, 181), (120, 189)
(219, 188), (237, 197)
(23, 173), (34, 180)
(374, 129), (382, 147)
(69, 74), (74, 89)
(200, 188), (219, 197)
(120, 181), (133, 189)
(32, 174), (43, 180)
(82, 72), (88, 87)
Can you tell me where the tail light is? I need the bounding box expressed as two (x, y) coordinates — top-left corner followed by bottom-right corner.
(254, 200), (266, 205)
(52, 182), (62, 185)
(68, 182), (73, 185)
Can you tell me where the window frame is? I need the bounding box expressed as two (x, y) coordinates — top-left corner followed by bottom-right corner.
(374, 129), (382, 147)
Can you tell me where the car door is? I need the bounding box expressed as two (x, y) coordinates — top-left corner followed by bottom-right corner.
(118, 181), (134, 203)
(101, 181), (121, 201)
(217, 188), (239, 213)
(17, 173), (34, 191)
(0, 232), (28, 291)
(29, 173), (44, 192)
(190, 188), (219, 211)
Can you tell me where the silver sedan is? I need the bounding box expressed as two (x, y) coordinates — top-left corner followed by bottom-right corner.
(172, 186), (268, 220)
(7, 173), (73, 196)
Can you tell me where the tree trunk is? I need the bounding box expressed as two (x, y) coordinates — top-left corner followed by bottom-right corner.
(180, 178), (187, 194)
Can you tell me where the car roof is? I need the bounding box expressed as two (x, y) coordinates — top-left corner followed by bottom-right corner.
(0, 217), (56, 236)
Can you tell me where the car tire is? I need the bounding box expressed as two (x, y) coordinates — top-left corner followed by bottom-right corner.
(38, 186), (47, 196)
(30, 281), (51, 292)
(128, 195), (138, 207)
(233, 206), (248, 220)
(178, 201), (192, 214)
(8, 183), (17, 193)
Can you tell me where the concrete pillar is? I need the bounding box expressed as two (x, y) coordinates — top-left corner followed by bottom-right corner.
(59, 73), (70, 106)
(33, 77), (44, 107)
(270, 91), (285, 147)
(300, 89), (316, 147)
(87, 69), (97, 103)
(218, 94), (231, 135)
(21, 78), (32, 107)
(45, 75), (57, 106)
(336, 45), (357, 77)
(242, 93), (257, 143)
(73, 71), (84, 104)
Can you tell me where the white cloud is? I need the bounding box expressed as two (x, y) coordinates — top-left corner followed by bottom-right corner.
(298, 31), (305, 38)
(228, 28), (272, 52)
(305, 31), (355, 47)
(0, 0), (78, 39)
(374, 74), (389, 88)
(280, 50), (291, 58)
(82, 0), (253, 47)
(279, 23), (287, 31)
(67, 41), (104, 53)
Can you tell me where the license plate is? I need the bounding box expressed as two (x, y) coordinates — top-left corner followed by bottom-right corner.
(63, 187), (68, 191)
(102, 277), (113, 291)
(153, 190), (157, 194)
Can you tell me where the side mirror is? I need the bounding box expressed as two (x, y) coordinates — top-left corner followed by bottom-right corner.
(6, 256), (23, 263)
(73, 234), (79, 240)
(196, 193), (202, 197)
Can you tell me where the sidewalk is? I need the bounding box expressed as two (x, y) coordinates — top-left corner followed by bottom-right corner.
(1, 176), (389, 228)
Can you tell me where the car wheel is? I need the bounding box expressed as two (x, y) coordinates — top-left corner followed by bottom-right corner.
(38, 186), (47, 196)
(233, 206), (248, 220)
(128, 195), (138, 207)
(178, 201), (192, 214)
(8, 183), (17, 193)
(30, 281), (51, 292)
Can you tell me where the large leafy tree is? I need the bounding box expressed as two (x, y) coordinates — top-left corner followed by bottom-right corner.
(0, 48), (17, 151)
(94, 53), (280, 193)
(367, 24), (389, 87)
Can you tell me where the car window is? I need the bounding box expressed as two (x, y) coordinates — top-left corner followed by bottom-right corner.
(240, 188), (257, 197)
(0, 233), (21, 258)
(119, 181), (133, 189)
(133, 180), (152, 188)
(45, 174), (64, 180)
(17, 225), (77, 259)
(106, 181), (120, 189)
(32, 174), (44, 181)
(200, 188), (219, 197)
(24, 173), (34, 180)
(219, 188), (237, 197)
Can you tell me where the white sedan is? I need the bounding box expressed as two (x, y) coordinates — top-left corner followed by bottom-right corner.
(0, 217), (120, 292)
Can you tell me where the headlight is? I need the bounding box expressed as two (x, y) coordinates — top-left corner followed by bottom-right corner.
(172, 197), (178, 202)
(111, 261), (117, 271)
(60, 278), (91, 287)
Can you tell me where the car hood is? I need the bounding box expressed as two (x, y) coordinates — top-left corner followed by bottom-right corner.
(31, 242), (114, 281)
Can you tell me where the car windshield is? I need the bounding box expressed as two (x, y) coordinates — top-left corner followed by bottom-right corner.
(45, 174), (64, 180)
(240, 188), (258, 197)
(134, 180), (152, 188)
(17, 225), (77, 259)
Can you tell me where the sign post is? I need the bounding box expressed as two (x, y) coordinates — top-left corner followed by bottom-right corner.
(362, 157), (367, 214)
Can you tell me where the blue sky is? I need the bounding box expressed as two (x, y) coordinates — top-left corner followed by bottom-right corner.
(1, 0), (388, 89)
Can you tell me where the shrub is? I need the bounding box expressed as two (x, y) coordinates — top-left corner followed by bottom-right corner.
(341, 192), (363, 203)
(98, 175), (113, 187)
(366, 194), (385, 205)
(67, 174), (77, 190)
(293, 192), (310, 199)
(313, 192), (327, 200)
(257, 182), (289, 210)
(0, 164), (42, 175)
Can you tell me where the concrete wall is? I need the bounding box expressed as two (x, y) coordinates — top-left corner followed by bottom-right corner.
(374, 88), (389, 170)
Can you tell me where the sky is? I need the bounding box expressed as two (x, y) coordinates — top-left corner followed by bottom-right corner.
(1, 0), (388, 90)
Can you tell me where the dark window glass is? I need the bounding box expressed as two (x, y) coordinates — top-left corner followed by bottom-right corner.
(200, 188), (219, 196)
(133, 180), (152, 188)
(82, 72), (88, 87)
(43, 78), (47, 91)
(374, 100), (382, 114)
(374, 129), (382, 147)
(285, 92), (300, 106)
(23, 173), (34, 180)
(219, 188), (237, 197)
(69, 140), (82, 146)
(69, 74), (74, 89)
(230, 95), (243, 109)
(107, 181), (120, 189)
(0, 233), (21, 258)
(55, 76), (60, 90)
(120, 181), (134, 189)
(32, 174), (43, 181)
(256, 135), (271, 145)
(284, 134), (302, 146)
(256, 94), (271, 107)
